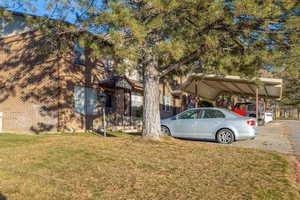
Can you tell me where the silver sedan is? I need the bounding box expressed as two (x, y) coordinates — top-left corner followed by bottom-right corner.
(161, 108), (258, 144)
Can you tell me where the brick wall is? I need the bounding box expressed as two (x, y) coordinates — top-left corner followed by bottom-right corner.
(0, 31), (107, 133)
(0, 32), (59, 133)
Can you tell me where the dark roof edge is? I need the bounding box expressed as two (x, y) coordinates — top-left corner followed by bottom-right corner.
(0, 6), (37, 18)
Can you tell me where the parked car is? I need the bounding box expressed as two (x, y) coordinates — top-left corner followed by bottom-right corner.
(161, 108), (258, 144)
(232, 102), (265, 126)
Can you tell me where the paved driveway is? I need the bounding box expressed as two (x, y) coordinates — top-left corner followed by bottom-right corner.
(232, 121), (295, 155)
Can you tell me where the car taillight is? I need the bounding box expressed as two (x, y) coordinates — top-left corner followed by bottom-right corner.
(246, 120), (256, 126)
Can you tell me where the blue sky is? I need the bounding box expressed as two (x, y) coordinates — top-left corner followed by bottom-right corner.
(1, 0), (107, 34)
(0, 0), (288, 35)
(0, 0), (80, 23)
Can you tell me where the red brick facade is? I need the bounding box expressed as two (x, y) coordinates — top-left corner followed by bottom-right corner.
(0, 30), (185, 133)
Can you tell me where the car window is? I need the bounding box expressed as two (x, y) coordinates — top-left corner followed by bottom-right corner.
(235, 104), (245, 110)
(177, 110), (201, 120)
(247, 104), (256, 112)
(202, 109), (225, 119)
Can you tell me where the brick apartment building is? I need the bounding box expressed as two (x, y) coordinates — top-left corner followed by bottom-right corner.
(0, 9), (187, 133)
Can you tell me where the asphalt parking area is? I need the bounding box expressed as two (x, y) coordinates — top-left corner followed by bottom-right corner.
(231, 121), (295, 155)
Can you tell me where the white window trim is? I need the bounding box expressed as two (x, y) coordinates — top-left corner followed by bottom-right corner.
(163, 96), (172, 112)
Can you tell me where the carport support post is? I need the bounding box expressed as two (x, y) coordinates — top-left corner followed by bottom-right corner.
(256, 88), (259, 123)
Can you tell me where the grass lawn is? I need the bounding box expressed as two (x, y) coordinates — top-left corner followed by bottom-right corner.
(0, 132), (299, 200)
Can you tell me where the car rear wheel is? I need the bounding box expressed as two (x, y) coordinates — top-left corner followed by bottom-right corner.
(216, 129), (234, 144)
(161, 126), (171, 136)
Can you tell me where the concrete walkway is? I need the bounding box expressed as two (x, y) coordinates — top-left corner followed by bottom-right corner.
(284, 120), (300, 157)
(232, 121), (294, 155)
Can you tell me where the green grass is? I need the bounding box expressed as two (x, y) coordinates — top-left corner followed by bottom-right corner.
(0, 132), (299, 200)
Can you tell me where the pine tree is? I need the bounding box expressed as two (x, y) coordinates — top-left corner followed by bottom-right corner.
(1, 0), (298, 140)
(273, 2), (300, 107)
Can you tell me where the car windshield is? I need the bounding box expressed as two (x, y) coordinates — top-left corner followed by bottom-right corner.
(177, 109), (199, 120)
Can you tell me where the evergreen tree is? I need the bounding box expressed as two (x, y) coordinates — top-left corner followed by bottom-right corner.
(273, 2), (300, 107)
(1, 0), (298, 140)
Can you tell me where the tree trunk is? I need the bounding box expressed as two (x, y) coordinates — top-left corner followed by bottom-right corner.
(142, 56), (161, 141)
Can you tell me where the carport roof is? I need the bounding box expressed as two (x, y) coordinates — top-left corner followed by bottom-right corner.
(174, 73), (283, 100)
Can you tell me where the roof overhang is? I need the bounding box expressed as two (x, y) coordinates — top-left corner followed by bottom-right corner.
(97, 76), (143, 92)
(175, 73), (282, 100)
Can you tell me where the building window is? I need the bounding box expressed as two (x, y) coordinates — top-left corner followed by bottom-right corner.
(163, 96), (171, 112)
(131, 93), (143, 107)
(74, 42), (86, 65)
(105, 58), (114, 73)
(74, 86), (85, 114)
(74, 86), (98, 115)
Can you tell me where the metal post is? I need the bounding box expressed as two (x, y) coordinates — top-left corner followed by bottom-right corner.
(263, 98), (266, 113)
(256, 88), (259, 123)
(274, 102), (277, 120)
(99, 92), (107, 136)
(103, 107), (106, 137)
(129, 91), (132, 126)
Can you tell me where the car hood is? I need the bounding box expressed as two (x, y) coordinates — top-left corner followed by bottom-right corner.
(161, 117), (174, 124)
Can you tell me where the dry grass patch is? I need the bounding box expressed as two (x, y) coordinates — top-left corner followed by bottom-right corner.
(0, 132), (299, 200)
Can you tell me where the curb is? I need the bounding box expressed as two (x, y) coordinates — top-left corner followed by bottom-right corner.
(283, 122), (300, 185)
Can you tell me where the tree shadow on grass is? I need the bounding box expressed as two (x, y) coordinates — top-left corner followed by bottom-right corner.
(88, 129), (117, 137)
(124, 131), (142, 136)
(176, 137), (218, 144)
(94, 130), (143, 138)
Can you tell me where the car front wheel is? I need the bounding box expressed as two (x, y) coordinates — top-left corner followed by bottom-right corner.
(216, 129), (235, 144)
(161, 126), (171, 136)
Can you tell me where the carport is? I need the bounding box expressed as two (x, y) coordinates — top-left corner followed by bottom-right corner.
(174, 73), (283, 118)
